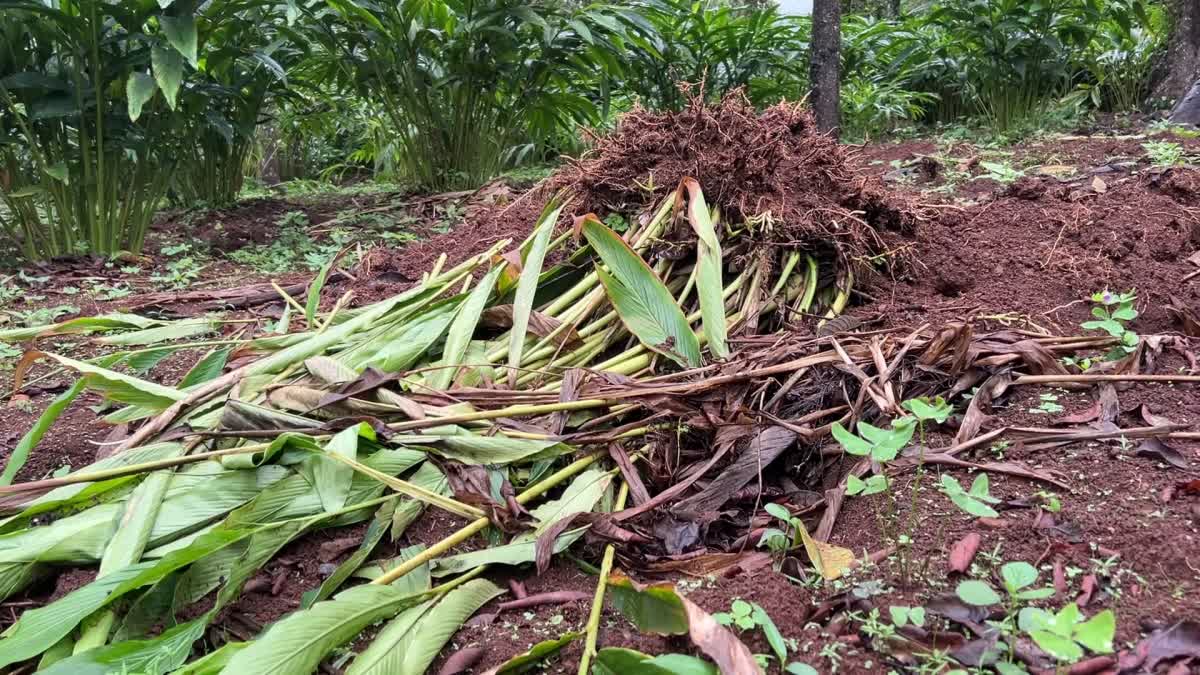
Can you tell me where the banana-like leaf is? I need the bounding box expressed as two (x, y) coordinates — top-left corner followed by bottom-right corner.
(312, 423), (371, 513)
(351, 301), (458, 372)
(411, 428), (565, 465)
(528, 467), (611, 536)
(485, 632), (581, 673)
(0, 379), (84, 486)
(171, 642), (247, 674)
(306, 256), (337, 329)
(98, 318), (217, 346)
(178, 346), (232, 389)
(0, 313), (159, 342)
(677, 178), (727, 358)
(430, 264), (503, 390)
(220, 584), (427, 675)
(431, 527), (587, 577)
(594, 648), (718, 675)
(301, 500), (398, 608)
(0, 527), (252, 668)
(19, 352), (185, 410)
(507, 201), (564, 384)
(41, 617), (208, 675)
(581, 216), (701, 367)
(347, 579), (503, 675)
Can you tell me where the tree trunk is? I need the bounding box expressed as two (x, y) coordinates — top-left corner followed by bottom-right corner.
(1154, 0), (1200, 109)
(810, 0), (841, 136)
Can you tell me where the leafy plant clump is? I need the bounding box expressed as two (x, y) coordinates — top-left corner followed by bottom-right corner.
(1082, 289), (1139, 360)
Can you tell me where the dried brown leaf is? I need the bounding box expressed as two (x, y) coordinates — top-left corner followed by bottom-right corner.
(680, 595), (763, 675)
(948, 532), (981, 573)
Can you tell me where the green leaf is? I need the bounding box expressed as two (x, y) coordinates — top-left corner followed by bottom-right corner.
(595, 648), (718, 675)
(126, 72), (157, 121)
(487, 632), (580, 673)
(831, 422), (872, 456)
(314, 424), (370, 512)
(302, 501), (395, 609)
(42, 616), (208, 675)
(99, 318), (215, 346)
(160, 15), (198, 66)
(528, 468), (611, 535)
(582, 216), (701, 367)
(35, 352), (186, 410)
(431, 528), (586, 577)
(1030, 629), (1084, 662)
(1000, 561), (1039, 593)
(763, 503), (791, 522)
(902, 396), (952, 423)
(221, 584), (425, 675)
(170, 641), (247, 674)
(679, 179), (727, 358)
(889, 606), (909, 626)
(607, 574), (689, 635)
(346, 579), (502, 675)
(431, 265), (502, 390)
(507, 203), (562, 382)
(969, 473), (991, 499)
(862, 475), (888, 495)
(0, 380), (84, 486)
(955, 579), (1001, 606)
(151, 46), (183, 109)
(418, 428), (564, 466)
(1015, 587), (1055, 601)
(305, 257), (336, 330)
(785, 665), (819, 675)
(178, 347), (232, 389)
(950, 493), (999, 518)
(1074, 609), (1115, 654)
(751, 603), (787, 664)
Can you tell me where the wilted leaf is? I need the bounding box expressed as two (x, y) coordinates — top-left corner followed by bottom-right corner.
(680, 595), (762, 675)
(794, 515), (854, 580)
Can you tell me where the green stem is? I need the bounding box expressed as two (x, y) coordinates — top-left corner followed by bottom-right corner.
(578, 479), (629, 675)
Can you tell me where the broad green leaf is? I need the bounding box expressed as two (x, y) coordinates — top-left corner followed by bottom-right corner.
(178, 346), (232, 389)
(346, 579), (502, 675)
(950, 493), (999, 518)
(955, 579), (1001, 606)
(582, 216), (701, 367)
(1074, 609), (1115, 654)
(0, 528), (250, 667)
(431, 265), (502, 390)
(0, 380), (84, 485)
(487, 632), (580, 673)
(151, 46), (183, 109)
(528, 467), (611, 535)
(98, 318), (214, 346)
(160, 15), (197, 65)
(30, 352), (185, 410)
(595, 648), (718, 675)
(902, 396), (952, 423)
(431, 527), (586, 576)
(302, 500), (396, 608)
(0, 313), (160, 342)
(220, 584), (425, 675)
(42, 617), (207, 675)
(1030, 630), (1084, 662)
(170, 641), (247, 674)
(1000, 561), (1038, 592)
(415, 428), (563, 465)
(968, 473), (992, 499)
(763, 503), (791, 522)
(608, 574), (689, 635)
(305, 257), (336, 330)
(831, 422), (871, 456)
(507, 202), (562, 382)
(751, 603), (787, 664)
(314, 424), (371, 512)
(353, 302), (458, 372)
(678, 178), (727, 358)
(126, 72), (156, 121)
(786, 664), (819, 675)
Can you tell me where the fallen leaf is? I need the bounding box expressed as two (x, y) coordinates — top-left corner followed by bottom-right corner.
(794, 516), (855, 580)
(1136, 438), (1191, 470)
(1037, 164), (1078, 178)
(680, 595), (763, 675)
(1076, 574), (1097, 607)
(948, 532), (981, 573)
(1092, 175), (1108, 193)
(1140, 621), (1200, 671)
(1053, 561), (1067, 597)
(1056, 400), (1100, 425)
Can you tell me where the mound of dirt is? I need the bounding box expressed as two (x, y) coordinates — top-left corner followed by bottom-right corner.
(554, 92), (914, 256)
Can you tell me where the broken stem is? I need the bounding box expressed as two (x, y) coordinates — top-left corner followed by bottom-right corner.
(578, 479), (629, 675)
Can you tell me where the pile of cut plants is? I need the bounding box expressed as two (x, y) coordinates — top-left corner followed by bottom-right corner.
(0, 95), (1197, 675)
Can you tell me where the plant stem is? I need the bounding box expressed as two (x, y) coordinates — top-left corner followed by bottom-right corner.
(369, 452), (601, 587)
(578, 479), (629, 675)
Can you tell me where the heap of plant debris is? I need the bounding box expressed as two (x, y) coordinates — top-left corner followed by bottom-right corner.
(0, 100), (1189, 675)
(555, 91), (915, 263)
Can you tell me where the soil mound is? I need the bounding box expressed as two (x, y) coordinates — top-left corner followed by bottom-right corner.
(553, 92), (914, 256)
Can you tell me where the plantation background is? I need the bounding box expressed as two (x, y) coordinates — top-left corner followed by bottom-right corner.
(0, 0), (1182, 260)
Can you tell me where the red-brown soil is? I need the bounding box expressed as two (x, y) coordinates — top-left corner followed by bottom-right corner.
(2, 129), (1199, 674)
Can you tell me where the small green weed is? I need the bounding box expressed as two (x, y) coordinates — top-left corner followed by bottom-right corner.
(713, 599), (791, 669)
(979, 161), (1024, 183)
(1082, 289), (1138, 360)
(939, 473), (1000, 518)
(1019, 603), (1116, 662)
(1029, 393), (1064, 415)
(1142, 140), (1185, 166)
(11, 304), (77, 328)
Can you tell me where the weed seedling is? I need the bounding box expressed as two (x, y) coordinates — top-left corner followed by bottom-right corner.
(939, 473), (1000, 518)
(979, 161), (1023, 183)
(714, 599), (790, 668)
(888, 605), (926, 627)
(1082, 289), (1138, 360)
(957, 561), (1057, 665)
(1018, 603), (1115, 662)
(1142, 140), (1184, 166)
